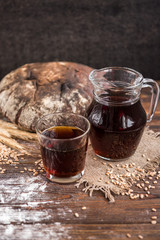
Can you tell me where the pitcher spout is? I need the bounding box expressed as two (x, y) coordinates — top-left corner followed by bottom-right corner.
(88, 67), (143, 106)
(89, 68), (117, 90)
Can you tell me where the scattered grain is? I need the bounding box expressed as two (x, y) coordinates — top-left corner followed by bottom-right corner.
(136, 168), (144, 173)
(130, 194), (139, 200)
(108, 163), (113, 168)
(126, 233), (131, 238)
(151, 216), (157, 220)
(14, 156), (19, 161)
(138, 235), (143, 239)
(136, 183), (142, 189)
(33, 171), (38, 176)
(8, 160), (13, 164)
(145, 181), (149, 184)
(150, 171), (157, 177)
(152, 208), (157, 212)
(151, 220), (157, 224)
(74, 213), (79, 218)
(140, 194), (144, 199)
(82, 206), (87, 210)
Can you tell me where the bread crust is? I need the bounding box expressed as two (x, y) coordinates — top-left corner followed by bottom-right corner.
(0, 62), (93, 132)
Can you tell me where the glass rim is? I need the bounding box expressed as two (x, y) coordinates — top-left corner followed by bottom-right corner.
(35, 112), (91, 142)
(89, 66), (143, 90)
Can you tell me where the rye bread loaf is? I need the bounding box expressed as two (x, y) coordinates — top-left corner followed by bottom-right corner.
(0, 62), (93, 132)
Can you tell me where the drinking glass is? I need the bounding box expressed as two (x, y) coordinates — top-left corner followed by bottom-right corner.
(36, 113), (90, 183)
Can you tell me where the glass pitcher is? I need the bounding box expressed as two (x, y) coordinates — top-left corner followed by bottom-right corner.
(86, 67), (159, 161)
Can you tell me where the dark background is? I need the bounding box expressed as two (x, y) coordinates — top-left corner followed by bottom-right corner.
(0, 0), (160, 80)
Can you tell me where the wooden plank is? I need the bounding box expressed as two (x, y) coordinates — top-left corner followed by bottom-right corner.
(0, 173), (160, 223)
(0, 81), (160, 239)
(0, 223), (160, 240)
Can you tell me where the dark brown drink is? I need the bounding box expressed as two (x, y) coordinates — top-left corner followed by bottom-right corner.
(41, 126), (88, 177)
(87, 97), (147, 159)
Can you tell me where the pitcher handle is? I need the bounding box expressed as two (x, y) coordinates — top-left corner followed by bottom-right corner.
(142, 78), (160, 122)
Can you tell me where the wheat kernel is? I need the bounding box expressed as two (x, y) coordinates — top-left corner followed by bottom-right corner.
(152, 208), (157, 212)
(74, 213), (79, 217)
(140, 194), (144, 199)
(138, 235), (143, 239)
(33, 172), (38, 176)
(145, 181), (149, 184)
(151, 216), (157, 220)
(82, 206), (87, 210)
(126, 233), (131, 238)
(151, 220), (157, 224)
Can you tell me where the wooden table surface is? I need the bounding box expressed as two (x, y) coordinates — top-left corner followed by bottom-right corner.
(0, 81), (160, 240)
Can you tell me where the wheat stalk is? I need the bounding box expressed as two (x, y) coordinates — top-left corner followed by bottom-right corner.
(2, 128), (38, 141)
(0, 135), (29, 154)
(0, 120), (37, 141)
(0, 120), (37, 153)
(0, 128), (11, 138)
(0, 119), (18, 129)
